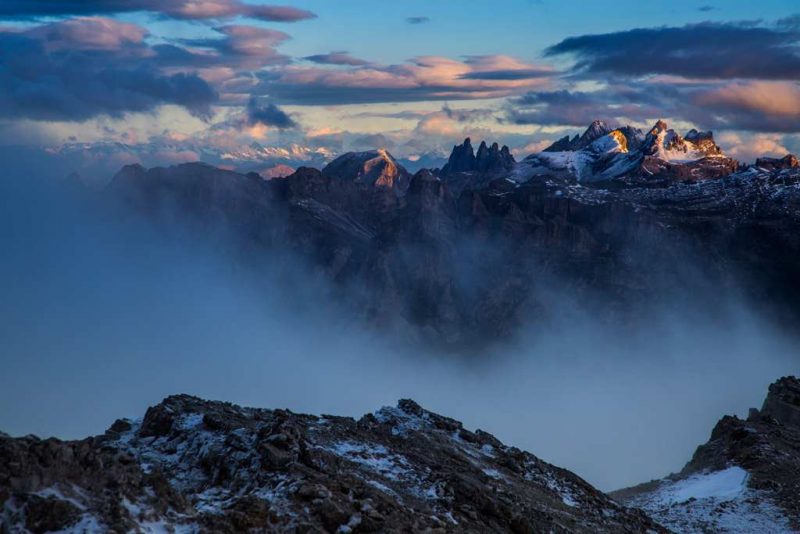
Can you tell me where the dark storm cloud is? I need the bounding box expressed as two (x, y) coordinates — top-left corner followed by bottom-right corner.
(0, 20), (217, 121)
(688, 81), (800, 133)
(303, 51), (370, 66)
(406, 16), (430, 24)
(0, 1), (316, 22)
(460, 68), (555, 80)
(441, 104), (495, 122)
(506, 88), (663, 127)
(507, 80), (800, 133)
(546, 20), (800, 80)
(351, 133), (395, 149)
(246, 98), (296, 129)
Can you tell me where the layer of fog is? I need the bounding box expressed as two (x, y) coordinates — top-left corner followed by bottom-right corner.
(0, 166), (797, 492)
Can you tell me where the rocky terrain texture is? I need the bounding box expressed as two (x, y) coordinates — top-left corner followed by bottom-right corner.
(0, 397), (665, 533)
(613, 376), (800, 533)
(103, 119), (800, 347)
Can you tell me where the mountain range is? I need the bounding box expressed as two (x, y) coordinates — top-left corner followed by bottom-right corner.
(94, 119), (800, 347)
(2, 376), (798, 532)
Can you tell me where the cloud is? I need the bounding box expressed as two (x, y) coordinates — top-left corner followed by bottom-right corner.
(406, 16), (430, 24)
(183, 25), (291, 67)
(303, 51), (370, 66)
(0, 1), (316, 22)
(546, 20), (800, 80)
(25, 16), (147, 51)
(261, 54), (554, 105)
(698, 5), (714, 12)
(716, 132), (792, 162)
(350, 133), (395, 149)
(0, 18), (217, 121)
(691, 81), (800, 132)
(506, 78), (800, 134)
(460, 68), (555, 81)
(246, 98), (296, 129)
(506, 88), (662, 127)
(441, 104), (495, 122)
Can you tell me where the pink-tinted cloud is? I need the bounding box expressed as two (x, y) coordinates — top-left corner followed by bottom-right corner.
(716, 132), (792, 162)
(695, 81), (800, 122)
(25, 16), (147, 51)
(0, 1), (316, 23)
(265, 55), (555, 105)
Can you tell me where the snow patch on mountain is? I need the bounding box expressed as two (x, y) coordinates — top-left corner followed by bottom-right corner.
(625, 467), (792, 533)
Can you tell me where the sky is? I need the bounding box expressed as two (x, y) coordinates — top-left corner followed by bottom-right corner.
(1, 0), (799, 177)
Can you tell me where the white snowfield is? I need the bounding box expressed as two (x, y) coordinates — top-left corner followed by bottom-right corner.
(627, 466), (793, 533)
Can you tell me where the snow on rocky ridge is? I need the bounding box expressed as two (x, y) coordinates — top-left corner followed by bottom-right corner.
(3, 379), (800, 532)
(523, 119), (738, 184)
(0, 396), (662, 533)
(613, 376), (800, 533)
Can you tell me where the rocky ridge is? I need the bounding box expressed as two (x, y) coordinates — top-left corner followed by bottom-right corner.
(613, 376), (800, 533)
(0, 397), (664, 533)
(529, 119), (738, 185)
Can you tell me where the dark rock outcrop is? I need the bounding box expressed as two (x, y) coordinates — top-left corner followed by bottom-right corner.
(439, 138), (515, 195)
(0, 396), (666, 533)
(441, 137), (477, 175)
(441, 138), (514, 177)
(760, 375), (800, 429)
(755, 154), (799, 171)
(613, 376), (800, 532)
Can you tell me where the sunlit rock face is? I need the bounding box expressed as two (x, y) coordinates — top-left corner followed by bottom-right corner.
(322, 149), (411, 193)
(0, 396), (666, 533)
(531, 119), (738, 185)
(613, 376), (800, 533)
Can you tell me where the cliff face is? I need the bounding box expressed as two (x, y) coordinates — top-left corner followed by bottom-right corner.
(0, 396), (664, 533)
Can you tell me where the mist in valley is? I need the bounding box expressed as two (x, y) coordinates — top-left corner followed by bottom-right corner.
(0, 162), (797, 492)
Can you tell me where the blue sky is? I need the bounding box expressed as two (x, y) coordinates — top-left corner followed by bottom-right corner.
(0, 0), (798, 177)
(269, 0), (794, 62)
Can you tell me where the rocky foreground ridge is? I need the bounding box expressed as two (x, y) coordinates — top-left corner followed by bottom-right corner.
(100, 119), (800, 346)
(3, 377), (800, 533)
(0, 397), (663, 533)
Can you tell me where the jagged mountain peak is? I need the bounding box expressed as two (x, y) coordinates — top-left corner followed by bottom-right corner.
(441, 137), (515, 178)
(640, 119), (724, 160)
(321, 148), (411, 192)
(578, 119), (613, 146)
(649, 119), (669, 135)
(542, 120), (617, 152)
(531, 118), (735, 184)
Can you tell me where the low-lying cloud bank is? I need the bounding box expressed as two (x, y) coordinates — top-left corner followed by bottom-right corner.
(1, 165), (798, 491)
